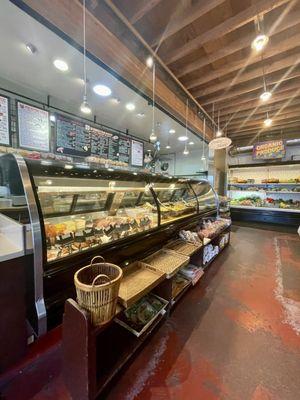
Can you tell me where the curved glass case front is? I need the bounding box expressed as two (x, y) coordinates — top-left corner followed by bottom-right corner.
(152, 181), (197, 224)
(191, 181), (217, 211)
(33, 176), (158, 262)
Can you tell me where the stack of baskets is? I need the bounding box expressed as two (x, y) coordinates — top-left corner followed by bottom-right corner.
(74, 256), (123, 326)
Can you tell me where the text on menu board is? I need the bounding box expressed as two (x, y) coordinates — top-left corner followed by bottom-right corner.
(131, 139), (144, 167)
(253, 140), (286, 160)
(88, 125), (130, 164)
(0, 95), (10, 146)
(56, 114), (91, 157)
(18, 102), (50, 152)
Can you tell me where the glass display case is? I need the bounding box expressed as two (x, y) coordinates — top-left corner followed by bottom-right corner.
(0, 153), (219, 334)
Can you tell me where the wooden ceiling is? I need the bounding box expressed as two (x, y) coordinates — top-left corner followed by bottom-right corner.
(108, 0), (300, 144)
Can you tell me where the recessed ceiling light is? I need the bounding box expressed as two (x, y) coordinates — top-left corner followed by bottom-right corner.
(166, 145), (171, 149)
(137, 112), (145, 117)
(260, 91), (272, 101)
(251, 34), (269, 52)
(110, 97), (120, 104)
(264, 118), (272, 127)
(53, 59), (69, 72)
(146, 56), (154, 68)
(26, 43), (37, 54)
(93, 84), (112, 97)
(178, 135), (188, 141)
(189, 141), (194, 145)
(169, 129), (175, 134)
(126, 103), (135, 111)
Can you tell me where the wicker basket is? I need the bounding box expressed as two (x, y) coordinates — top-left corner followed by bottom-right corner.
(74, 256), (123, 326)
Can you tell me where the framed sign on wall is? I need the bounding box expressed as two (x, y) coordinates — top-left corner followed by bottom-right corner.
(0, 95), (10, 146)
(17, 101), (50, 152)
(253, 140), (286, 160)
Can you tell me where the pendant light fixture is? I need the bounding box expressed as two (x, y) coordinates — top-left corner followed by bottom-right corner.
(260, 55), (272, 102)
(251, 16), (269, 52)
(201, 117), (206, 161)
(80, 0), (92, 115)
(183, 99), (189, 155)
(149, 62), (157, 142)
(264, 111), (272, 127)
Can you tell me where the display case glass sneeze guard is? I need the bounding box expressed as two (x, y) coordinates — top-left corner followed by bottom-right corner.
(191, 181), (217, 211)
(34, 175), (159, 263)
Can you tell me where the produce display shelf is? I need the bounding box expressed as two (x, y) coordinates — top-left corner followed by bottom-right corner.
(164, 239), (202, 256)
(265, 191), (300, 194)
(118, 261), (166, 308)
(143, 249), (190, 279)
(230, 205), (300, 213)
(229, 183), (300, 186)
(228, 189), (300, 194)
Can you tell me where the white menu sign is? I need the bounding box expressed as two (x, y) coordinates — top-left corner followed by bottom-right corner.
(18, 102), (50, 151)
(0, 96), (10, 145)
(131, 139), (144, 167)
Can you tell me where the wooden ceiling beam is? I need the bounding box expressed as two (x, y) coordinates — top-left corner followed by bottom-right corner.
(176, 8), (300, 78)
(224, 108), (300, 127)
(227, 112), (300, 130)
(194, 53), (300, 98)
(227, 119), (300, 134)
(130, 0), (163, 25)
(201, 72), (300, 106)
(164, 0), (290, 65)
(150, 0), (226, 47)
(186, 32), (300, 90)
(228, 126), (300, 139)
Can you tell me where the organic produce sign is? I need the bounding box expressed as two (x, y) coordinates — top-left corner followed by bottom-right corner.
(253, 140), (285, 160)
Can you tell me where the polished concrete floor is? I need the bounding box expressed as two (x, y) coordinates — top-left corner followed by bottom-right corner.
(0, 225), (299, 400)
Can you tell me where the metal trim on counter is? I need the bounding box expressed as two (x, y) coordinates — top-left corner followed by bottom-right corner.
(14, 154), (47, 336)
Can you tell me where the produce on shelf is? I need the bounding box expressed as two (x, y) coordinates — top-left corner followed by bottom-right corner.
(196, 218), (230, 239)
(230, 196), (300, 209)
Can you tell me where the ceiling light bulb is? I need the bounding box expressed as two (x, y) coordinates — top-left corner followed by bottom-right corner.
(178, 135), (188, 141)
(80, 98), (92, 114)
(137, 112), (145, 117)
(189, 141), (194, 145)
(264, 118), (272, 127)
(166, 144), (171, 149)
(146, 56), (154, 68)
(93, 84), (112, 97)
(53, 59), (69, 72)
(26, 43), (37, 54)
(251, 34), (269, 52)
(169, 129), (176, 134)
(260, 91), (272, 101)
(216, 130), (223, 137)
(50, 115), (56, 122)
(150, 131), (157, 142)
(126, 103), (135, 111)
(201, 155), (206, 161)
(183, 147), (189, 155)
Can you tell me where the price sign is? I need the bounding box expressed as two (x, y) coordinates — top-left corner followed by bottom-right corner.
(0, 95), (10, 146)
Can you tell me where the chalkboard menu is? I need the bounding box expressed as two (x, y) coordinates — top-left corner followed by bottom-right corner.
(0, 95), (10, 146)
(131, 139), (144, 167)
(17, 102), (50, 151)
(89, 125), (130, 165)
(56, 114), (91, 157)
(88, 126), (111, 159)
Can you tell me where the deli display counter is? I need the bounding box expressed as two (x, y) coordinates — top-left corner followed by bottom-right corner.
(0, 153), (218, 335)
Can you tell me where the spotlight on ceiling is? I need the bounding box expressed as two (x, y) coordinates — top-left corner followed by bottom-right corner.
(178, 136), (188, 141)
(146, 56), (154, 68)
(251, 34), (269, 52)
(25, 43), (37, 54)
(216, 130), (223, 137)
(126, 103), (135, 111)
(260, 91), (272, 101)
(183, 148), (189, 155)
(93, 84), (112, 97)
(53, 59), (69, 72)
(169, 129), (175, 134)
(264, 117), (272, 127)
(189, 141), (194, 145)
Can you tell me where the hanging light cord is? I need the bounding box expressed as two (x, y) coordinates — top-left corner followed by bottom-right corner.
(202, 118), (206, 157)
(152, 62), (155, 134)
(83, 0), (87, 99)
(261, 53), (267, 92)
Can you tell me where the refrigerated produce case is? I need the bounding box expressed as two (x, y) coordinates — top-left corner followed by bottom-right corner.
(0, 153), (218, 335)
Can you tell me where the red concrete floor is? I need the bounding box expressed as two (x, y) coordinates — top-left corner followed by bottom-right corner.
(0, 225), (299, 400)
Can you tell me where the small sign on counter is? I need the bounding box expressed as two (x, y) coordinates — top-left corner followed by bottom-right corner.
(0, 95), (10, 146)
(17, 101), (50, 152)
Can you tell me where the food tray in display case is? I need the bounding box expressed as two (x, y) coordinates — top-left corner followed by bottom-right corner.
(118, 261), (166, 308)
(171, 273), (191, 300)
(143, 249), (190, 279)
(164, 239), (202, 256)
(115, 293), (168, 337)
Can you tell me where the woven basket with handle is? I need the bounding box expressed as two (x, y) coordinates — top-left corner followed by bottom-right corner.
(74, 256), (123, 326)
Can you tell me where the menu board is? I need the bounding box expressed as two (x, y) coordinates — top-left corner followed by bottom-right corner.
(17, 101), (49, 151)
(56, 114), (91, 157)
(253, 140), (286, 160)
(88, 125), (111, 158)
(0, 95), (10, 146)
(131, 139), (144, 167)
(118, 135), (130, 164)
(90, 125), (130, 165)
